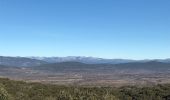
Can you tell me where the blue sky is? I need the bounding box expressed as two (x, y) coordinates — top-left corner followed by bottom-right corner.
(0, 0), (169, 59)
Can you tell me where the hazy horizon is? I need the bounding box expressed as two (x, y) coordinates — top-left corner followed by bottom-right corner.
(0, 55), (170, 61)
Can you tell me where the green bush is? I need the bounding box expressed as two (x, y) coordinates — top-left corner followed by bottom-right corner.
(0, 84), (10, 100)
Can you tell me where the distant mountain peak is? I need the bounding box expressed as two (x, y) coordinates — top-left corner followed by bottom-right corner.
(0, 56), (170, 67)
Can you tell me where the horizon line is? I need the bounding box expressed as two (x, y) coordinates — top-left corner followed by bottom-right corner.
(0, 55), (169, 61)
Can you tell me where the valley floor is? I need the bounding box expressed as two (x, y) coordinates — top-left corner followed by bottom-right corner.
(1, 67), (170, 87)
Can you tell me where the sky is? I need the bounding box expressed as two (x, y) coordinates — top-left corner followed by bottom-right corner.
(0, 0), (169, 59)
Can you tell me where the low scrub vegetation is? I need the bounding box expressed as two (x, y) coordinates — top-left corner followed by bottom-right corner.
(0, 78), (170, 100)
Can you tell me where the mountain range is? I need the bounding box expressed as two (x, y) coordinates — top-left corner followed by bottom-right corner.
(0, 56), (47, 67)
(0, 56), (170, 67)
(0, 56), (170, 85)
(29, 56), (170, 64)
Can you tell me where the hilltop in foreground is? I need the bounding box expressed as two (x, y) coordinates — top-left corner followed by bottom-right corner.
(0, 78), (170, 100)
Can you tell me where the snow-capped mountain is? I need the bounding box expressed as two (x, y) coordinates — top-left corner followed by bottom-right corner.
(0, 56), (47, 67)
(30, 56), (137, 64)
(0, 56), (170, 67)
